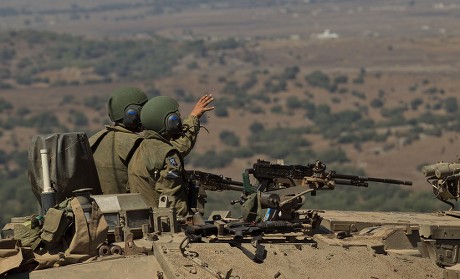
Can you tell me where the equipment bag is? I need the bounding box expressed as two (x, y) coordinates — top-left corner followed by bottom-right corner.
(28, 132), (102, 205)
(13, 217), (42, 250)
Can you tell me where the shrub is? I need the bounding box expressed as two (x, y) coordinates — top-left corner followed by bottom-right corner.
(444, 97), (458, 113)
(370, 99), (384, 108)
(241, 75), (258, 91)
(146, 87), (161, 98)
(0, 68), (11, 79)
(191, 150), (233, 169)
(270, 105), (283, 114)
(232, 147), (254, 158)
(424, 87), (438, 94)
(219, 130), (240, 147)
(215, 106), (229, 117)
(70, 110), (89, 126)
(410, 98), (423, 110)
(15, 75), (32, 85)
(30, 111), (60, 128)
(248, 106), (264, 114)
(352, 76), (364, 84)
(334, 75), (348, 84)
(187, 61), (198, 70)
(281, 66), (299, 80)
(316, 148), (349, 164)
(351, 91), (366, 100)
(209, 38), (241, 50)
(0, 48), (15, 61)
(264, 79), (287, 94)
(249, 122), (265, 133)
(286, 96), (302, 109)
(409, 84), (417, 92)
(305, 71), (331, 90)
(0, 97), (13, 112)
(174, 88), (185, 97)
(83, 96), (105, 110)
(16, 107), (30, 116)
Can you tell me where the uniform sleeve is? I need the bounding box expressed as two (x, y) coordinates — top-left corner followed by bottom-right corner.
(170, 115), (200, 157)
(155, 151), (189, 217)
(127, 146), (161, 209)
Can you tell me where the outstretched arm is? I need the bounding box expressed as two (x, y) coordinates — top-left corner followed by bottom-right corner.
(171, 94), (215, 157)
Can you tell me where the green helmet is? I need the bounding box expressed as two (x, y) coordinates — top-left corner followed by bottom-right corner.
(107, 87), (148, 122)
(141, 96), (183, 138)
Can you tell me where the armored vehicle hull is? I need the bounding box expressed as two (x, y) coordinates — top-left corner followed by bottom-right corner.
(8, 208), (460, 279)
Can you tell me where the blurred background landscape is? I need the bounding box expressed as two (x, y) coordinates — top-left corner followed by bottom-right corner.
(1, 0), (460, 226)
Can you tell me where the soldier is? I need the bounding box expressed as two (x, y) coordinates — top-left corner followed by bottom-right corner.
(90, 87), (213, 195)
(128, 96), (194, 217)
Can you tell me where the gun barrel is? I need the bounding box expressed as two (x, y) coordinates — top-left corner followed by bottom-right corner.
(332, 173), (412, 186)
(333, 179), (368, 187)
(202, 183), (244, 192)
(367, 177), (412, 185)
(186, 170), (244, 191)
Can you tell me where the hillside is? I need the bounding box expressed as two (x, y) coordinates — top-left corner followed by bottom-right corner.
(1, 0), (460, 226)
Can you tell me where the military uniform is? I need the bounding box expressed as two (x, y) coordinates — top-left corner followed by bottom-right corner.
(127, 130), (188, 217)
(167, 115), (200, 158)
(89, 115), (199, 195)
(89, 125), (142, 194)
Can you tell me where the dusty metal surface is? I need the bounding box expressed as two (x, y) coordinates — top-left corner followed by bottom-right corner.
(7, 256), (163, 279)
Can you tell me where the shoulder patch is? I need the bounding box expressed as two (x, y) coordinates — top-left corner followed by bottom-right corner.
(167, 157), (179, 167)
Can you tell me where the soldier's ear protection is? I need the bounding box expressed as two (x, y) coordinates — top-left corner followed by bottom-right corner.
(164, 112), (183, 138)
(123, 104), (142, 131)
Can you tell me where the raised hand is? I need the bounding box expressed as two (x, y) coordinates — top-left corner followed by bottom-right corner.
(190, 94), (215, 119)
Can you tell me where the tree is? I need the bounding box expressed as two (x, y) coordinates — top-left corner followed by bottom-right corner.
(305, 71), (330, 90)
(250, 122), (265, 134)
(444, 97), (458, 113)
(219, 130), (240, 147)
(286, 96), (302, 109)
(334, 75), (348, 84)
(0, 97), (13, 112)
(215, 106), (229, 117)
(410, 98), (423, 110)
(70, 110), (89, 126)
(281, 66), (299, 80)
(370, 99), (384, 108)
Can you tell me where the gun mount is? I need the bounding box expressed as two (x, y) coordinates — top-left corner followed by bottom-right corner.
(234, 160), (412, 222)
(422, 161), (460, 210)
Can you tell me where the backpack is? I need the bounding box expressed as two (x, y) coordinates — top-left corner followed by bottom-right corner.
(0, 197), (108, 275)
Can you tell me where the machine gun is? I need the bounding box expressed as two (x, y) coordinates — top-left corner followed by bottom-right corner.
(185, 170), (245, 213)
(185, 170), (244, 192)
(240, 160), (412, 222)
(184, 161), (411, 222)
(422, 161), (460, 210)
(248, 159), (412, 191)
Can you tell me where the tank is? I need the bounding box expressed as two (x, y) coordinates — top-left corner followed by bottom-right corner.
(2, 135), (460, 279)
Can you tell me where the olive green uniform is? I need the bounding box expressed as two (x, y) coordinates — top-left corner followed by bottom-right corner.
(89, 115), (199, 195)
(89, 125), (142, 194)
(168, 115), (200, 158)
(127, 130), (188, 216)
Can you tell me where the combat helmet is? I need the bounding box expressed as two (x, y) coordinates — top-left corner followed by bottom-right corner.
(107, 87), (148, 129)
(140, 96), (183, 139)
